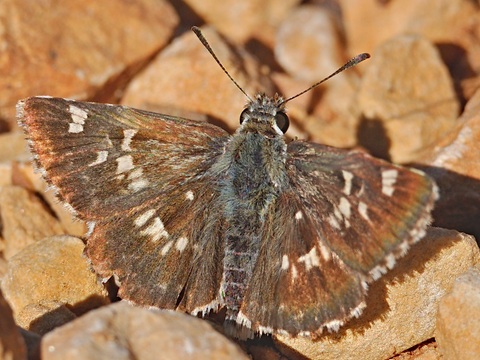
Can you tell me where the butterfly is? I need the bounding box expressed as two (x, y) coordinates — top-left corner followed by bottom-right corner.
(17, 27), (438, 338)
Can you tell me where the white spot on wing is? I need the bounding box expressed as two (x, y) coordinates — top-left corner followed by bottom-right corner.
(281, 254), (289, 270)
(342, 170), (353, 195)
(141, 217), (169, 242)
(338, 197), (351, 219)
(89, 150), (108, 166)
(121, 129), (137, 151)
(328, 214), (341, 230)
(116, 155), (134, 174)
(68, 123), (83, 133)
(291, 264), (298, 280)
(68, 104), (88, 133)
(382, 169), (398, 196)
(128, 178), (149, 192)
(295, 211), (303, 220)
(175, 237), (188, 252)
(318, 242), (331, 261)
(358, 201), (370, 221)
(185, 190), (194, 201)
(161, 240), (173, 256)
(134, 209), (156, 227)
(298, 247), (320, 271)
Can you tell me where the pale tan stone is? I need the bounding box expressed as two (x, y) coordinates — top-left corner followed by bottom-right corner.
(184, 0), (299, 44)
(276, 228), (480, 360)
(0, 0), (178, 128)
(358, 34), (459, 163)
(1, 235), (109, 332)
(0, 186), (65, 259)
(11, 163), (87, 237)
(436, 268), (480, 360)
(418, 88), (480, 239)
(0, 132), (29, 163)
(122, 26), (273, 132)
(275, 5), (345, 82)
(41, 302), (248, 360)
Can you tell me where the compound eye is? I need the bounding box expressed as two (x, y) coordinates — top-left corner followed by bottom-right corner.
(240, 108), (249, 124)
(274, 111), (289, 133)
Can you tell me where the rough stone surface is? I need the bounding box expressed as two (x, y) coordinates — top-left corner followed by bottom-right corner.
(9, 163), (87, 237)
(390, 341), (441, 360)
(1, 235), (109, 333)
(358, 34), (459, 163)
(122, 26), (273, 132)
(418, 88), (480, 239)
(0, 186), (65, 259)
(0, 132), (29, 163)
(273, 4), (366, 149)
(276, 228), (480, 360)
(184, 0), (299, 44)
(41, 302), (248, 360)
(0, 289), (27, 360)
(0, 0), (178, 128)
(275, 5), (344, 81)
(436, 267), (480, 360)
(341, 0), (480, 107)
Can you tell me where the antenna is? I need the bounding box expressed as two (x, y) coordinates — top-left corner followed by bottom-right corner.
(192, 26), (252, 101)
(280, 53), (370, 105)
(192, 26), (370, 105)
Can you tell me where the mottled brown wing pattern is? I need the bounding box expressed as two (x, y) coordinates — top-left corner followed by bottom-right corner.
(18, 96), (230, 311)
(237, 141), (437, 336)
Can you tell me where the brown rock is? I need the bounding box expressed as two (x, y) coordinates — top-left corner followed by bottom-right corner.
(0, 186), (65, 259)
(17, 301), (77, 336)
(417, 88), (480, 239)
(391, 340), (441, 360)
(122, 26), (273, 132)
(273, 5), (367, 148)
(184, 0), (299, 44)
(0, 0), (178, 129)
(0, 288), (27, 360)
(1, 235), (109, 333)
(275, 5), (345, 82)
(0, 132), (29, 163)
(436, 267), (480, 359)
(276, 228), (480, 360)
(358, 34), (459, 163)
(10, 163), (87, 237)
(41, 302), (248, 360)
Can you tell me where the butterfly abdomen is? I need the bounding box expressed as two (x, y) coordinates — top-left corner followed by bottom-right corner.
(219, 132), (288, 315)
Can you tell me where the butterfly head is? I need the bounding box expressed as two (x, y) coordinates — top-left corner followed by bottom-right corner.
(239, 93), (289, 136)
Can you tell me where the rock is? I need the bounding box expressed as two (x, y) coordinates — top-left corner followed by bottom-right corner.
(0, 0), (178, 128)
(340, 0), (480, 106)
(273, 5), (367, 149)
(122, 26), (273, 132)
(275, 228), (480, 360)
(417, 88), (480, 239)
(0, 186), (65, 259)
(0, 132), (30, 163)
(1, 235), (109, 333)
(358, 34), (459, 163)
(10, 163), (87, 237)
(41, 302), (248, 360)
(183, 0), (299, 44)
(390, 340), (441, 360)
(0, 288), (27, 360)
(436, 268), (480, 359)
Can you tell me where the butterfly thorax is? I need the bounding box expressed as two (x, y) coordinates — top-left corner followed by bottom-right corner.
(217, 95), (289, 318)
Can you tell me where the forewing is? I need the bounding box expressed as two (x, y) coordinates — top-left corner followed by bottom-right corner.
(17, 96), (230, 310)
(239, 140), (437, 335)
